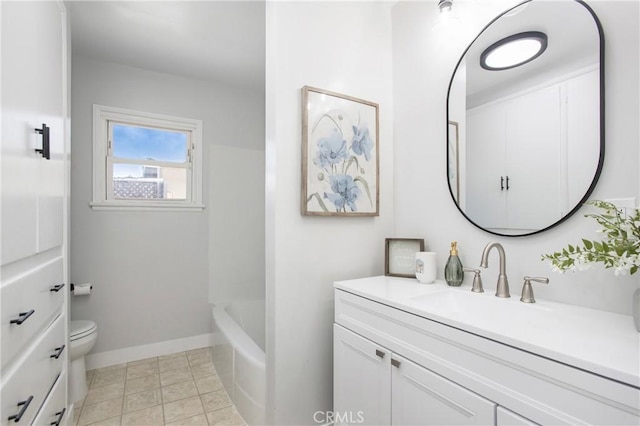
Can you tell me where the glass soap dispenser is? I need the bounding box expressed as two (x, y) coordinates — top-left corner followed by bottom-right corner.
(445, 241), (464, 287)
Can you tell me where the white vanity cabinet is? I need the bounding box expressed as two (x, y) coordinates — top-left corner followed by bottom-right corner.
(334, 278), (640, 426)
(335, 324), (496, 426)
(1, 1), (69, 425)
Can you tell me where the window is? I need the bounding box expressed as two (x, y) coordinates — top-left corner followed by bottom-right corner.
(92, 105), (203, 210)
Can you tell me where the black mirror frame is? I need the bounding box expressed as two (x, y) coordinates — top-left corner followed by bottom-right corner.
(445, 0), (605, 237)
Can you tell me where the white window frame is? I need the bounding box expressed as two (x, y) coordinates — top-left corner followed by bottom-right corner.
(91, 104), (204, 211)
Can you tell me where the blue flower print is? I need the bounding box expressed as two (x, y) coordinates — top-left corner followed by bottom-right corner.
(351, 124), (374, 161)
(314, 129), (347, 168)
(324, 174), (362, 212)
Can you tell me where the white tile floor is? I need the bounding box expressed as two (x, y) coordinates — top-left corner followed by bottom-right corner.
(72, 347), (246, 426)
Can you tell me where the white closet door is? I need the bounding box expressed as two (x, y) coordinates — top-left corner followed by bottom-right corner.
(506, 85), (561, 231)
(334, 324), (391, 426)
(1, 1), (41, 264)
(35, 0), (65, 253)
(466, 104), (507, 229)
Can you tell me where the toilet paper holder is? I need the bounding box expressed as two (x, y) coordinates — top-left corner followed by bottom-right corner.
(70, 283), (93, 292)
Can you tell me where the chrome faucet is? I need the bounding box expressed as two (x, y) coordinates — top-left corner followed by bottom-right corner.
(480, 242), (510, 298)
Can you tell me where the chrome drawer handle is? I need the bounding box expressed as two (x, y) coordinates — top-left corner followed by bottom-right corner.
(51, 345), (66, 359)
(7, 395), (33, 422)
(50, 283), (65, 292)
(391, 358), (401, 368)
(50, 408), (66, 426)
(10, 310), (35, 325)
(375, 349), (385, 358)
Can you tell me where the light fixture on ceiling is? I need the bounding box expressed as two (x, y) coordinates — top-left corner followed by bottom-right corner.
(480, 31), (548, 71)
(438, 0), (453, 14)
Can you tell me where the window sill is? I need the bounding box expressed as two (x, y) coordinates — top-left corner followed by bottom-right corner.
(90, 201), (205, 212)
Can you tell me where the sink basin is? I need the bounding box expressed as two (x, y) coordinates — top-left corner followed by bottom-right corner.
(408, 289), (561, 336)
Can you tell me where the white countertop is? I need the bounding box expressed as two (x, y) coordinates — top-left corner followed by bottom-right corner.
(334, 275), (640, 388)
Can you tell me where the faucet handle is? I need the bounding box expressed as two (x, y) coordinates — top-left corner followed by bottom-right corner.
(463, 268), (484, 293)
(520, 276), (549, 303)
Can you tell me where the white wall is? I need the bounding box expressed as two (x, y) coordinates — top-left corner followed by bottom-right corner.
(393, 0), (639, 315)
(265, 2), (395, 424)
(209, 144), (265, 304)
(70, 56), (265, 354)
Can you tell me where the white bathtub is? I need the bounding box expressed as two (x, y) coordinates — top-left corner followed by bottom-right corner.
(212, 300), (265, 425)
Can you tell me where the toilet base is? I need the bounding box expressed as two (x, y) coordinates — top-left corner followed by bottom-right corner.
(69, 356), (89, 403)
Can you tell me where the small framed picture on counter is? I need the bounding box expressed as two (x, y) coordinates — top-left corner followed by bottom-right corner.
(385, 238), (425, 278)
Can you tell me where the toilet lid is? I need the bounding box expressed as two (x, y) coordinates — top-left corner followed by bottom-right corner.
(70, 320), (97, 341)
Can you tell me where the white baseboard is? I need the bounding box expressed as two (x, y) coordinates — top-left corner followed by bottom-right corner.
(85, 333), (213, 370)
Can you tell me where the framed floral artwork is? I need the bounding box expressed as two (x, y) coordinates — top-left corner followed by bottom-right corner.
(301, 86), (379, 216)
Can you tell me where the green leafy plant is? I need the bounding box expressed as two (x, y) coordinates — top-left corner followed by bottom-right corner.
(542, 200), (640, 275)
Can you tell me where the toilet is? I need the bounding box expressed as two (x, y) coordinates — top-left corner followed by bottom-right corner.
(69, 320), (98, 403)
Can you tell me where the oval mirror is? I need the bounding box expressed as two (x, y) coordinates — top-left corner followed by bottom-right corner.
(447, 0), (604, 237)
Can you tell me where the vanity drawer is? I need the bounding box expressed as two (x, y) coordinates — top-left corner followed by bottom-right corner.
(0, 314), (66, 426)
(1, 257), (64, 367)
(31, 372), (67, 426)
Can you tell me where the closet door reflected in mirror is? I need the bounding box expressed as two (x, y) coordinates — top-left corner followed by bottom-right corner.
(447, 0), (604, 236)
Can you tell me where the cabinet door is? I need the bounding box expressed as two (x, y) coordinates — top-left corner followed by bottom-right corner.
(35, 0), (65, 253)
(506, 86), (561, 230)
(1, 0), (65, 264)
(334, 324), (390, 426)
(1, 1), (41, 264)
(466, 104), (507, 229)
(391, 354), (496, 425)
(497, 407), (539, 426)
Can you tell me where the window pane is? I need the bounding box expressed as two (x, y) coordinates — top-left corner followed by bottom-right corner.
(112, 164), (187, 200)
(111, 123), (188, 163)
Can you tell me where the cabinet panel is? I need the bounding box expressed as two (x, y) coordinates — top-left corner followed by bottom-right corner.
(0, 314), (66, 426)
(35, 0), (65, 253)
(466, 104), (507, 229)
(506, 85), (561, 230)
(334, 324), (391, 426)
(391, 354), (496, 425)
(497, 406), (538, 426)
(1, 0), (41, 264)
(31, 372), (67, 426)
(1, 257), (64, 368)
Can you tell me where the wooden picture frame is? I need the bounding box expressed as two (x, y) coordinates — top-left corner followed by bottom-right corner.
(385, 238), (425, 278)
(301, 86), (379, 216)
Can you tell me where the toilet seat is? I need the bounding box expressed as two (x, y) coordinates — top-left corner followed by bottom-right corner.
(70, 320), (97, 342)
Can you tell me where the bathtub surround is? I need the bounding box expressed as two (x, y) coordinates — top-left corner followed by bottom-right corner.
(209, 145), (265, 305)
(70, 56), (265, 359)
(212, 301), (266, 425)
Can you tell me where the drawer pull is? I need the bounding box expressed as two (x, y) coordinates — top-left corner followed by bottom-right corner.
(10, 310), (35, 325)
(50, 408), (66, 426)
(50, 344), (66, 359)
(50, 283), (65, 292)
(391, 358), (401, 368)
(7, 395), (33, 422)
(35, 123), (51, 160)
(375, 349), (385, 358)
